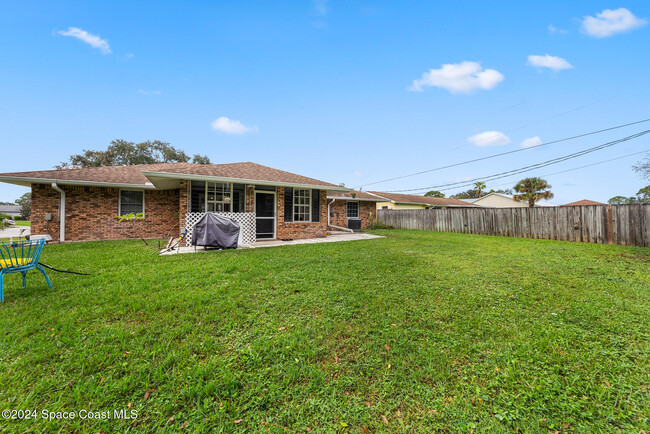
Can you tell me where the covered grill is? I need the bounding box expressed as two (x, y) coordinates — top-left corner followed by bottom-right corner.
(190, 214), (240, 249)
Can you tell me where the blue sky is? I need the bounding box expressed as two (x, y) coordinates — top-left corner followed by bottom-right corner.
(1, 1), (649, 203)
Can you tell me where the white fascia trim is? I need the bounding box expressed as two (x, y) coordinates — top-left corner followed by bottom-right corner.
(51, 182), (65, 242)
(364, 192), (393, 202)
(142, 171), (351, 192)
(399, 202), (430, 206)
(0, 176), (156, 189)
(326, 196), (384, 202)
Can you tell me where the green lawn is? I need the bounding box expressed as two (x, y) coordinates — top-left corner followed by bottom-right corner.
(14, 220), (31, 227)
(0, 230), (648, 432)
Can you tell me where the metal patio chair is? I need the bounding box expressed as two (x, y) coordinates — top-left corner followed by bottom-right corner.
(0, 238), (52, 302)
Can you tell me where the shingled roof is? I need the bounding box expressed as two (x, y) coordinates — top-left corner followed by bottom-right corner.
(368, 191), (476, 207)
(0, 162), (349, 190)
(326, 190), (385, 201)
(561, 199), (606, 206)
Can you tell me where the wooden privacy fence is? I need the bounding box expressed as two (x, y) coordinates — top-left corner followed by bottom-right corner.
(377, 205), (650, 248)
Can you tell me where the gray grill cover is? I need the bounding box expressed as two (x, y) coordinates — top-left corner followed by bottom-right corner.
(191, 214), (240, 249)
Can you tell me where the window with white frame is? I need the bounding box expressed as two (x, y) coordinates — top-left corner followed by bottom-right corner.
(206, 182), (232, 212)
(293, 189), (311, 222)
(119, 190), (144, 216)
(346, 201), (359, 218)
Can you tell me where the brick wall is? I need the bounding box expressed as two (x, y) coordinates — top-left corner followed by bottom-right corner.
(328, 199), (376, 230)
(31, 184), (61, 240)
(179, 179), (189, 231)
(245, 185), (255, 213)
(31, 184), (180, 242)
(276, 187), (328, 239)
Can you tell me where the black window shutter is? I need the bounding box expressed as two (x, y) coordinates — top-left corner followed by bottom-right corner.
(284, 188), (293, 222)
(311, 189), (320, 222)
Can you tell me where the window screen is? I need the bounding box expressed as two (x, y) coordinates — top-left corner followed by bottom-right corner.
(346, 201), (359, 218)
(120, 190), (144, 215)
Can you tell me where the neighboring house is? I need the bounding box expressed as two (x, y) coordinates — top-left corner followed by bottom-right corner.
(326, 190), (384, 231)
(0, 162), (350, 243)
(461, 193), (557, 208)
(0, 205), (21, 218)
(561, 199), (605, 206)
(369, 191), (477, 210)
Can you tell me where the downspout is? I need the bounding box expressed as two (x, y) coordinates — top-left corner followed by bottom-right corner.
(51, 182), (65, 242)
(327, 198), (353, 233)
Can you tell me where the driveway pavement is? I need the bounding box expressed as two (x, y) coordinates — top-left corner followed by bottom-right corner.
(0, 226), (31, 239)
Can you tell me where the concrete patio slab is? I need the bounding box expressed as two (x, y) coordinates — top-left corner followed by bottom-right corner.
(0, 226), (30, 240)
(160, 232), (383, 255)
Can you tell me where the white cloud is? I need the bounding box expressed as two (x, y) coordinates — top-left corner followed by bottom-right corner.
(527, 54), (573, 71)
(313, 0), (328, 16)
(409, 61), (504, 93)
(57, 27), (111, 54)
(467, 131), (510, 147)
(211, 117), (256, 134)
(125, 53), (134, 58)
(581, 8), (646, 38)
(353, 171), (363, 178)
(548, 24), (568, 35)
(138, 90), (161, 95)
(521, 136), (542, 149)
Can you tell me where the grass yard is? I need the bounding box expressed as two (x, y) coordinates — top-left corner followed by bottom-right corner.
(14, 220), (31, 227)
(0, 230), (648, 432)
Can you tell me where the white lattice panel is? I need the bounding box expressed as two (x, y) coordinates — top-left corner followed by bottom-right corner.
(185, 212), (256, 246)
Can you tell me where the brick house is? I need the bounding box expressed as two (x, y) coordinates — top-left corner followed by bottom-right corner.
(325, 190), (385, 231)
(0, 162), (351, 243)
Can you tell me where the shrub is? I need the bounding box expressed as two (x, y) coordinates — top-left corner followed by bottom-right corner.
(0, 213), (12, 230)
(367, 212), (394, 230)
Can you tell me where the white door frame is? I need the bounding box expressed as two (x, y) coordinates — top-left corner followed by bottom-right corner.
(254, 190), (276, 240)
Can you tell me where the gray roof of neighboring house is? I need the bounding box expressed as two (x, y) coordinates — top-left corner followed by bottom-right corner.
(0, 204), (21, 214)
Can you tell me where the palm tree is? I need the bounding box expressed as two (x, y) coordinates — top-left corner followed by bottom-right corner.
(474, 182), (486, 198)
(513, 177), (554, 207)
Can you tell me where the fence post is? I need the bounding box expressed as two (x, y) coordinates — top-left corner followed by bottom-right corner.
(607, 204), (614, 245)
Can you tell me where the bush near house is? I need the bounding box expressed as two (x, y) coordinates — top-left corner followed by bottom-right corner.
(0, 230), (648, 432)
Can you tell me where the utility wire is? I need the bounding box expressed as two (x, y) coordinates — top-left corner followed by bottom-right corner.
(385, 130), (650, 192)
(404, 149), (649, 195)
(355, 117), (650, 189)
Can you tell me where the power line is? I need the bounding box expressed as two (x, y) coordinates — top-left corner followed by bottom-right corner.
(385, 130), (650, 192)
(355, 117), (650, 189)
(405, 149), (649, 195)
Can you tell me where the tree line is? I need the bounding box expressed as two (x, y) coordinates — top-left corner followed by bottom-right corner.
(608, 153), (650, 204)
